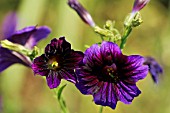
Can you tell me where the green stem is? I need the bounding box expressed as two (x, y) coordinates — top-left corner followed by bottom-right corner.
(94, 26), (114, 41)
(101, 36), (104, 41)
(120, 26), (132, 50)
(94, 26), (113, 37)
(99, 106), (104, 113)
(0, 40), (39, 61)
(59, 97), (70, 113)
(53, 89), (69, 113)
(0, 40), (31, 55)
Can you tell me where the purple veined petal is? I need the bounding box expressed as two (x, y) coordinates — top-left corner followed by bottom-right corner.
(46, 70), (61, 89)
(115, 82), (133, 104)
(60, 50), (84, 83)
(25, 26), (51, 49)
(8, 26), (36, 45)
(0, 47), (30, 72)
(126, 66), (148, 81)
(108, 83), (117, 108)
(75, 68), (98, 94)
(83, 43), (102, 67)
(118, 81), (141, 104)
(100, 41), (122, 63)
(93, 82), (117, 109)
(2, 12), (17, 39)
(120, 55), (146, 74)
(119, 81), (141, 97)
(121, 55), (149, 82)
(62, 50), (84, 71)
(122, 55), (145, 69)
(56, 51), (83, 84)
(83, 76), (99, 87)
(32, 54), (49, 76)
(99, 82), (109, 103)
(45, 37), (71, 57)
(83, 79), (99, 93)
(113, 83), (128, 104)
(58, 68), (76, 84)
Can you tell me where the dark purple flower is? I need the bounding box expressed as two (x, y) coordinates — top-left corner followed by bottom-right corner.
(144, 57), (163, 83)
(75, 41), (148, 109)
(0, 12), (51, 72)
(68, 0), (95, 27)
(132, 0), (150, 13)
(32, 37), (84, 89)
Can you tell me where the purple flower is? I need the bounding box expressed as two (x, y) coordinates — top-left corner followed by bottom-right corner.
(0, 12), (51, 72)
(144, 57), (163, 83)
(68, 0), (95, 27)
(32, 37), (84, 89)
(75, 41), (148, 109)
(132, 0), (150, 13)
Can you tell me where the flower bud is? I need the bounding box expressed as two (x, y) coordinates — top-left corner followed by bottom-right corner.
(144, 57), (163, 84)
(68, 0), (95, 27)
(132, 0), (150, 13)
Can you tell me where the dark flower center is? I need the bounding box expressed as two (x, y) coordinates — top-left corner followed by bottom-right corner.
(48, 57), (59, 70)
(98, 63), (119, 83)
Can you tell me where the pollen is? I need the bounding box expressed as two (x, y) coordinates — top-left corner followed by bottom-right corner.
(52, 61), (58, 67)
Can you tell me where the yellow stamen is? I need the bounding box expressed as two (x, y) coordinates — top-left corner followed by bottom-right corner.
(52, 61), (58, 67)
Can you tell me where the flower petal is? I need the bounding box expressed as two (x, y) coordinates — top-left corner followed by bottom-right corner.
(68, 0), (95, 27)
(7, 26), (51, 49)
(83, 44), (102, 68)
(144, 57), (163, 83)
(2, 12), (17, 39)
(46, 70), (61, 89)
(100, 41), (122, 64)
(115, 81), (141, 104)
(63, 50), (84, 69)
(8, 26), (36, 45)
(132, 0), (150, 13)
(58, 69), (76, 84)
(25, 26), (51, 49)
(32, 54), (49, 76)
(0, 47), (29, 72)
(59, 50), (84, 83)
(45, 37), (71, 57)
(76, 68), (98, 94)
(121, 55), (148, 82)
(119, 81), (141, 97)
(93, 82), (117, 109)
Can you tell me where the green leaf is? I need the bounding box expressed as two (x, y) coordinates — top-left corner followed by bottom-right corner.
(57, 84), (67, 100)
(99, 106), (104, 113)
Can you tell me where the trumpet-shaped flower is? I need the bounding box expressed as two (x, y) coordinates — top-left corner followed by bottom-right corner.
(76, 41), (148, 109)
(0, 12), (51, 72)
(32, 37), (84, 89)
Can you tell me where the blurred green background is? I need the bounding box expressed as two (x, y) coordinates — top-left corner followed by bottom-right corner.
(0, 0), (170, 113)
